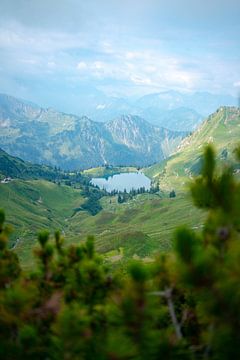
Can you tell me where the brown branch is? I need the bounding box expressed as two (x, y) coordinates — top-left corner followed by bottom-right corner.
(150, 288), (183, 340)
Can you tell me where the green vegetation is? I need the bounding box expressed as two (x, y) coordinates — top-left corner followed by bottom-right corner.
(144, 107), (240, 191)
(0, 147), (203, 267)
(1, 145), (240, 359)
(78, 185), (105, 215)
(0, 178), (203, 267)
(0, 179), (84, 265)
(169, 190), (176, 198)
(83, 165), (138, 178)
(0, 148), (60, 180)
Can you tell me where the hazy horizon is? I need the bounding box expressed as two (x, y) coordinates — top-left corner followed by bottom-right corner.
(0, 0), (239, 113)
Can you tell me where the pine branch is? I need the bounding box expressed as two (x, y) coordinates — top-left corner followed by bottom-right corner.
(150, 288), (183, 340)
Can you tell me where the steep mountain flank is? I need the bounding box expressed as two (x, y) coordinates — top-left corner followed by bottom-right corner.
(145, 107), (240, 190)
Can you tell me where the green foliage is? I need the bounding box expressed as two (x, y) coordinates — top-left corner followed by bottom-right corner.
(1, 145), (240, 358)
(145, 107), (240, 192)
(79, 186), (104, 215)
(175, 227), (198, 263)
(174, 145), (240, 357)
(38, 230), (50, 247)
(0, 210), (20, 290)
(0, 208), (5, 229)
(234, 145), (240, 161)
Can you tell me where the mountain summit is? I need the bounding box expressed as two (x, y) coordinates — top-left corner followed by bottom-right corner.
(0, 94), (185, 170)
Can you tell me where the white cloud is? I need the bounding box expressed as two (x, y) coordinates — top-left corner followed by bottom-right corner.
(144, 65), (157, 74)
(77, 61), (87, 70)
(125, 52), (141, 60)
(0, 15), (239, 100)
(96, 104), (106, 110)
(93, 61), (104, 70)
(130, 75), (152, 85)
(47, 61), (56, 68)
(20, 58), (39, 65)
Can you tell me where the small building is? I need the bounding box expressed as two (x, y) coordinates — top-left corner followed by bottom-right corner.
(1, 177), (12, 184)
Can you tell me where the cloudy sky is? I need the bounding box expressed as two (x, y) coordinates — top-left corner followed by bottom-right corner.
(0, 0), (240, 111)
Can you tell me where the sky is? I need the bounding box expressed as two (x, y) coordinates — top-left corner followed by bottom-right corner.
(0, 0), (240, 111)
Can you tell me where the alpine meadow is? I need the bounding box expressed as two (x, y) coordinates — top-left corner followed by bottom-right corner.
(0, 1), (240, 359)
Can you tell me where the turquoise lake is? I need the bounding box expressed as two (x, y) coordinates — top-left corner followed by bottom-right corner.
(91, 172), (151, 193)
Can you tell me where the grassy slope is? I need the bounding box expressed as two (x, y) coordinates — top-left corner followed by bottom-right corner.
(83, 166), (138, 178)
(63, 192), (204, 265)
(0, 147), (58, 179)
(0, 180), (84, 266)
(144, 107), (240, 191)
(0, 179), (204, 268)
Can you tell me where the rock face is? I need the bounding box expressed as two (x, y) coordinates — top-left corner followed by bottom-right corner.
(0, 94), (186, 170)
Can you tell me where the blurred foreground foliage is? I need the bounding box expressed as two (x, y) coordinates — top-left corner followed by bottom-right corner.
(1, 145), (240, 359)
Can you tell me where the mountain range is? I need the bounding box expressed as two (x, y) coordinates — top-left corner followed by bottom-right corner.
(0, 94), (186, 170)
(1, 106), (240, 265)
(62, 88), (237, 130)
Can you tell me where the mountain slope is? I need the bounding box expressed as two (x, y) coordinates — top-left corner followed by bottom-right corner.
(0, 177), (204, 267)
(68, 90), (236, 130)
(140, 107), (203, 131)
(105, 115), (184, 162)
(145, 106), (240, 190)
(0, 148), (60, 180)
(0, 178), (84, 263)
(0, 94), (185, 169)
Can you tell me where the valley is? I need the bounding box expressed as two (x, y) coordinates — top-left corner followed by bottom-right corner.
(0, 104), (239, 269)
(0, 177), (204, 268)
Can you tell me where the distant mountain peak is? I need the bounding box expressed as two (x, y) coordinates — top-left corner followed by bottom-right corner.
(0, 94), (185, 170)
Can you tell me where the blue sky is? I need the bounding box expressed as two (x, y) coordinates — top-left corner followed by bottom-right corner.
(0, 0), (239, 111)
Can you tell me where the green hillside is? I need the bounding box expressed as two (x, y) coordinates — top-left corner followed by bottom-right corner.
(145, 106), (240, 190)
(0, 148), (60, 180)
(83, 165), (138, 178)
(67, 193), (204, 264)
(0, 179), (84, 265)
(0, 178), (204, 268)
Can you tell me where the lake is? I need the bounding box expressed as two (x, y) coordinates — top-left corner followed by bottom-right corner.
(91, 172), (151, 193)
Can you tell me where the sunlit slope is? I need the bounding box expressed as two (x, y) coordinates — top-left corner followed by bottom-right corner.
(0, 179), (83, 264)
(1, 179), (204, 267)
(64, 193), (204, 264)
(145, 107), (240, 190)
(83, 166), (137, 178)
